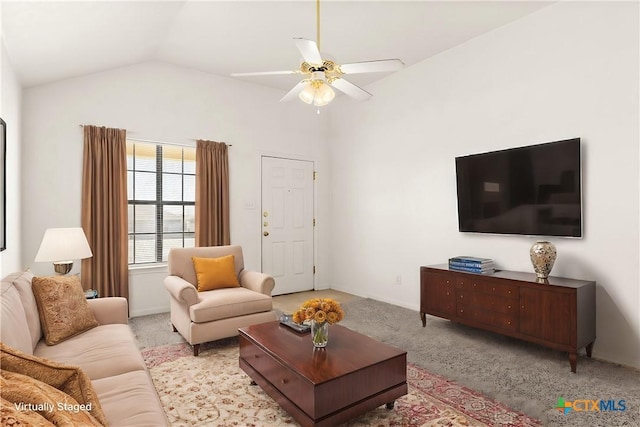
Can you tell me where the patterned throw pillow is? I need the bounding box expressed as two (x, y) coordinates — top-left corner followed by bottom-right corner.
(1, 396), (51, 425)
(32, 275), (99, 345)
(192, 255), (241, 291)
(0, 342), (107, 425)
(1, 370), (103, 426)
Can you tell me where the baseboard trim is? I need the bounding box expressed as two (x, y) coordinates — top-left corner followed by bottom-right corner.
(130, 306), (170, 318)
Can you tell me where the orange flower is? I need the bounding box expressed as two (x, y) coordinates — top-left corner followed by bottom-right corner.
(326, 311), (339, 324)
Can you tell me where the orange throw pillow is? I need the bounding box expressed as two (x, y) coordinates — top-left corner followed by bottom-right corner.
(192, 255), (240, 291)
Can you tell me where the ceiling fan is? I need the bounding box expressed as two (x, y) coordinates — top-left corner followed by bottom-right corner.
(230, 0), (404, 109)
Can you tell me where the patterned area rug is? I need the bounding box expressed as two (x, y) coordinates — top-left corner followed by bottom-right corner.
(142, 338), (540, 427)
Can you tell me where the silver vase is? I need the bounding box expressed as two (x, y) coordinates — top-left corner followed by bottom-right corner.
(530, 241), (557, 280)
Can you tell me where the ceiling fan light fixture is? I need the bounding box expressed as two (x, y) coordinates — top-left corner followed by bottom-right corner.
(298, 79), (335, 107)
(298, 83), (316, 104)
(314, 82), (335, 106)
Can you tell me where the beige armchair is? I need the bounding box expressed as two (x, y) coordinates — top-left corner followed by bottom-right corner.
(164, 245), (277, 356)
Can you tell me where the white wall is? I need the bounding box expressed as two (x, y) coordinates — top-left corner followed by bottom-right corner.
(21, 61), (331, 316)
(329, 2), (640, 369)
(0, 41), (22, 277)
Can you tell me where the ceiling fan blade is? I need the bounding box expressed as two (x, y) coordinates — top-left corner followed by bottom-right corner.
(280, 80), (308, 102)
(231, 70), (297, 77)
(338, 59), (404, 75)
(329, 78), (372, 101)
(294, 38), (323, 66)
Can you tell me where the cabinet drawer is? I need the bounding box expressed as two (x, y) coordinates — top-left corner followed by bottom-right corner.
(240, 342), (313, 414)
(457, 304), (518, 332)
(456, 277), (517, 298)
(422, 271), (455, 316)
(457, 292), (516, 315)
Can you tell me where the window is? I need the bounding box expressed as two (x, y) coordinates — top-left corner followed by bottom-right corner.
(127, 141), (196, 264)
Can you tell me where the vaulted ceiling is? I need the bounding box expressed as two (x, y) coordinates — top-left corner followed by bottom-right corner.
(2, 1), (553, 92)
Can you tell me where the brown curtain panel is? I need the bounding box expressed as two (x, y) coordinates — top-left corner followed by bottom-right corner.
(80, 125), (128, 299)
(195, 140), (230, 247)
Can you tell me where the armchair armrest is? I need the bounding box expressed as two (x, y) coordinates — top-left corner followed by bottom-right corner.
(164, 275), (199, 307)
(239, 270), (275, 296)
(87, 297), (128, 325)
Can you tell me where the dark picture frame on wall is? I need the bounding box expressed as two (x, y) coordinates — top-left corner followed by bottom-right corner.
(1, 117), (5, 252)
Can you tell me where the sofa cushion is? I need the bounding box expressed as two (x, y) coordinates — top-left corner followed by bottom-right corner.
(4, 270), (41, 351)
(192, 255), (240, 291)
(1, 370), (103, 426)
(0, 281), (33, 354)
(92, 370), (168, 426)
(0, 342), (107, 425)
(35, 324), (147, 380)
(189, 287), (273, 323)
(32, 275), (99, 345)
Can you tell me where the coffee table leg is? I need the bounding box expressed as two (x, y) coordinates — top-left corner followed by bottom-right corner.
(385, 401), (395, 410)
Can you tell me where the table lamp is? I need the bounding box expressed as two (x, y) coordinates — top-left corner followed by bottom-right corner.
(34, 227), (93, 274)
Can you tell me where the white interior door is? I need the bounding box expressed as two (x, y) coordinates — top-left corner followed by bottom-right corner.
(261, 156), (314, 295)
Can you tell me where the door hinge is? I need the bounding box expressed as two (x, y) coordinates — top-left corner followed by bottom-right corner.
(313, 218), (316, 227)
(313, 171), (317, 180)
(313, 265), (316, 274)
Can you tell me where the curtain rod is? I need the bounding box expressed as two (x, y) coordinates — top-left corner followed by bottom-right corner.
(78, 125), (231, 147)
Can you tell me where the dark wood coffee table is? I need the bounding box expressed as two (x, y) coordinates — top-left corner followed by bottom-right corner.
(239, 321), (407, 427)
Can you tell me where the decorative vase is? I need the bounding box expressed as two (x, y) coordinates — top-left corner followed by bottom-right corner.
(311, 320), (329, 348)
(530, 241), (557, 280)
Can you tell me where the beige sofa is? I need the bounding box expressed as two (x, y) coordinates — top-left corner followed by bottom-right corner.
(0, 270), (168, 426)
(165, 245), (277, 356)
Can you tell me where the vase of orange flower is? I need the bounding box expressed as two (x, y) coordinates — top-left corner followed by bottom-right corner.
(292, 298), (344, 348)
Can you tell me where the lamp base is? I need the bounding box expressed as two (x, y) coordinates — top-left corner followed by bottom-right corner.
(53, 261), (73, 275)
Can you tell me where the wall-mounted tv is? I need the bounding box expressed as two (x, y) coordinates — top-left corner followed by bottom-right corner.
(455, 138), (582, 238)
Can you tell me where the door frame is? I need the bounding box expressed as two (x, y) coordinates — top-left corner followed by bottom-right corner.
(259, 152), (317, 291)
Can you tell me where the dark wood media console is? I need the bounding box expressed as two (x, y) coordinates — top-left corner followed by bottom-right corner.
(420, 265), (596, 373)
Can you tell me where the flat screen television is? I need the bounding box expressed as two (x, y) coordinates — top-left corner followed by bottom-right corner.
(455, 138), (582, 238)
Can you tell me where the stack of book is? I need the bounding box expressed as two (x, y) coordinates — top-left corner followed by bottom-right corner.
(448, 256), (495, 274)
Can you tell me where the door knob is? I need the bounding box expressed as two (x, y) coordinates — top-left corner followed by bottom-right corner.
(263, 231), (269, 236)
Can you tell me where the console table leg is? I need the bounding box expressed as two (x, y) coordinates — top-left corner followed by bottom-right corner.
(420, 312), (426, 327)
(586, 342), (594, 358)
(569, 352), (577, 373)
(385, 401), (395, 410)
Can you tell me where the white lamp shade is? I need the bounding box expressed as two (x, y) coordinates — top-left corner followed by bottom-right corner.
(35, 228), (93, 262)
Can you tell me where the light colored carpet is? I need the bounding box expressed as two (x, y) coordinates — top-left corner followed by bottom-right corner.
(130, 297), (640, 426)
(142, 339), (540, 426)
